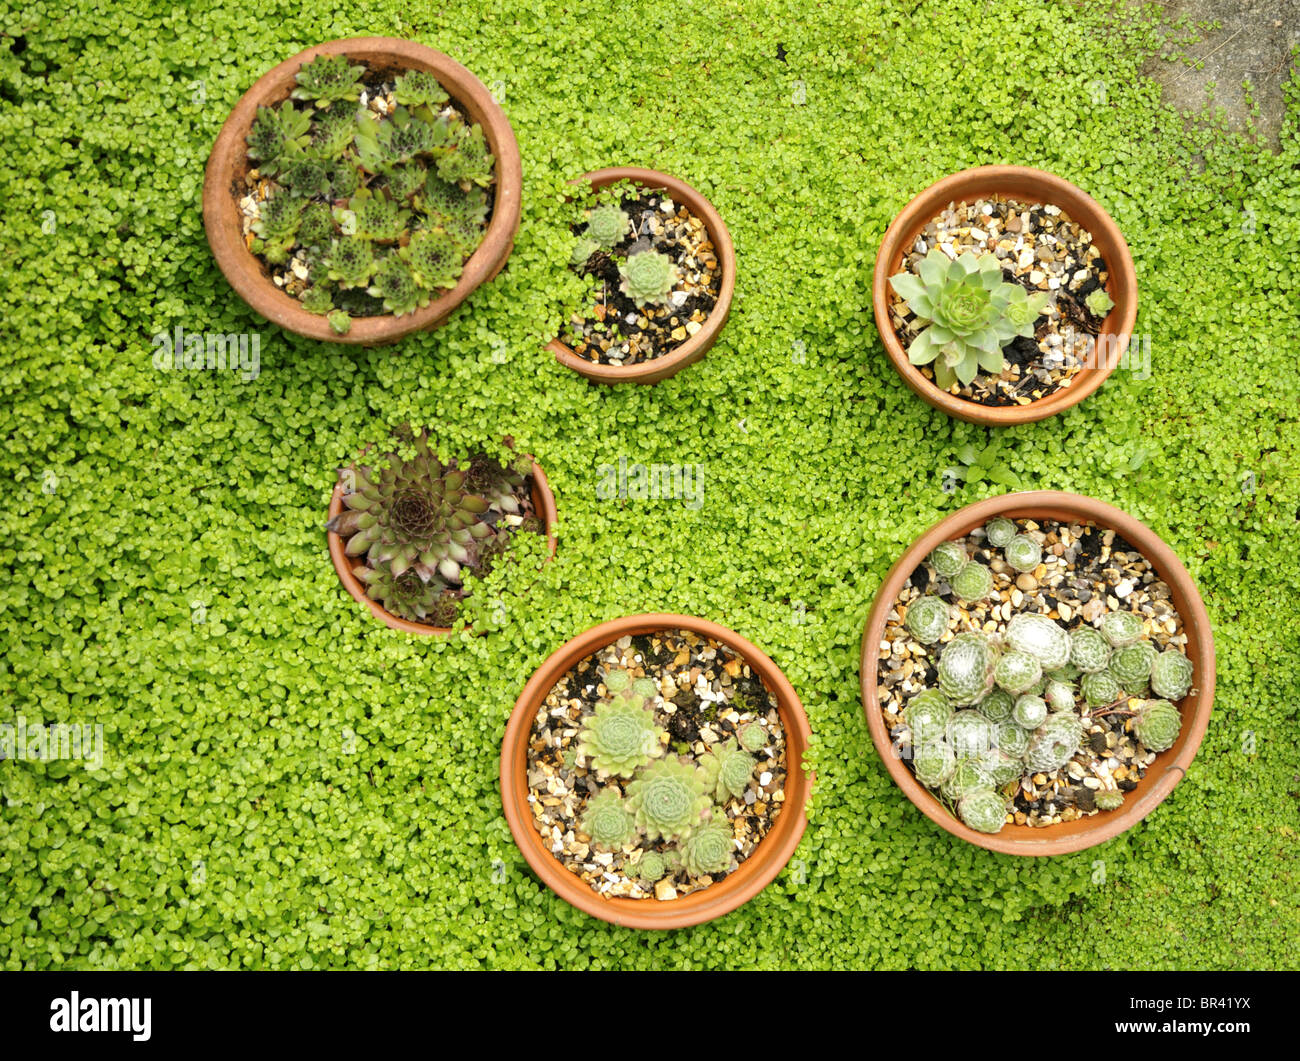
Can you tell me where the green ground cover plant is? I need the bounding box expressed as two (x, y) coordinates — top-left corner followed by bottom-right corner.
(0, 0), (1296, 969)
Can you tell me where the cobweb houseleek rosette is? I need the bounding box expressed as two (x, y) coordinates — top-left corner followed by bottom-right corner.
(890, 248), (1049, 390)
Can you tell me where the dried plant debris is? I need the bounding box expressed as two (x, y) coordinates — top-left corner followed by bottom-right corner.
(560, 184), (722, 365)
(877, 518), (1195, 833)
(526, 629), (786, 900)
(888, 196), (1113, 406)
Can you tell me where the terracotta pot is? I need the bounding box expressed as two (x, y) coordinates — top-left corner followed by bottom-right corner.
(549, 168), (736, 384)
(873, 166), (1138, 425)
(860, 491), (1214, 856)
(327, 459), (557, 635)
(203, 37), (523, 345)
(501, 614), (813, 928)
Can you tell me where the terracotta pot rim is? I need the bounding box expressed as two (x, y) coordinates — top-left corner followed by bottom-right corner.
(327, 457), (558, 635)
(872, 165), (1138, 425)
(501, 613), (813, 928)
(202, 36), (523, 345)
(549, 167), (736, 385)
(859, 490), (1215, 856)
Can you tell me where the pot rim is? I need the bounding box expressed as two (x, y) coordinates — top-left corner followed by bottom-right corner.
(548, 167), (736, 384)
(500, 613), (813, 928)
(859, 490), (1214, 855)
(202, 36), (523, 345)
(327, 457), (558, 635)
(872, 165), (1138, 425)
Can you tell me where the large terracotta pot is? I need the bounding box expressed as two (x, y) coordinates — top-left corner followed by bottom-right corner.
(550, 168), (736, 384)
(203, 37), (522, 345)
(501, 614), (812, 928)
(859, 491), (1214, 855)
(327, 459), (557, 635)
(873, 166), (1138, 425)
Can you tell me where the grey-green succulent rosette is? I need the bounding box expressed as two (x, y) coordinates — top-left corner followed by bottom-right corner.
(890, 247), (1049, 389)
(243, 56), (495, 335)
(326, 431), (543, 627)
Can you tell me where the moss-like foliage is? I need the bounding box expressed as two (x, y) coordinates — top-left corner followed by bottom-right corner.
(3, 0), (1296, 973)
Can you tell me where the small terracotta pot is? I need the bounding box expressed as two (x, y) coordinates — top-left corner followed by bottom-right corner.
(873, 166), (1138, 425)
(203, 37), (523, 345)
(860, 491), (1214, 856)
(327, 460), (557, 635)
(501, 614), (813, 928)
(549, 168), (736, 385)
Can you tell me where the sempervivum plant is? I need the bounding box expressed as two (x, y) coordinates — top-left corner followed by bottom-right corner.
(581, 789), (635, 850)
(1003, 533), (1042, 573)
(697, 739), (756, 803)
(1080, 669), (1122, 707)
(243, 54), (496, 334)
(737, 721), (767, 753)
(619, 248), (679, 306)
(1069, 626), (1112, 673)
(677, 819), (735, 878)
(946, 710), (994, 760)
(905, 688), (953, 746)
(937, 632), (999, 705)
(904, 595), (950, 644)
(1132, 698), (1182, 752)
(958, 789), (1009, 834)
(1100, 611), (1144, 647)
(577, 686), (666, 778)
(950, 561), (993, 602)
(1150, 649), (1194, 701)
(928, 540), (967, 580)
(1023, 712), (1085, 773)
(995, 651), (1043, 695)
(625, 757), (711, 842)
(1095, 789), (1125, 812)
(1110, 641), (1157, 689)
(1012, 694), (1048, 730)
(327, 432), (542, 625)
(1004, 612), (1071, 670)
(912, 740), (957, 787)
(889, 247), (1049, 388)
